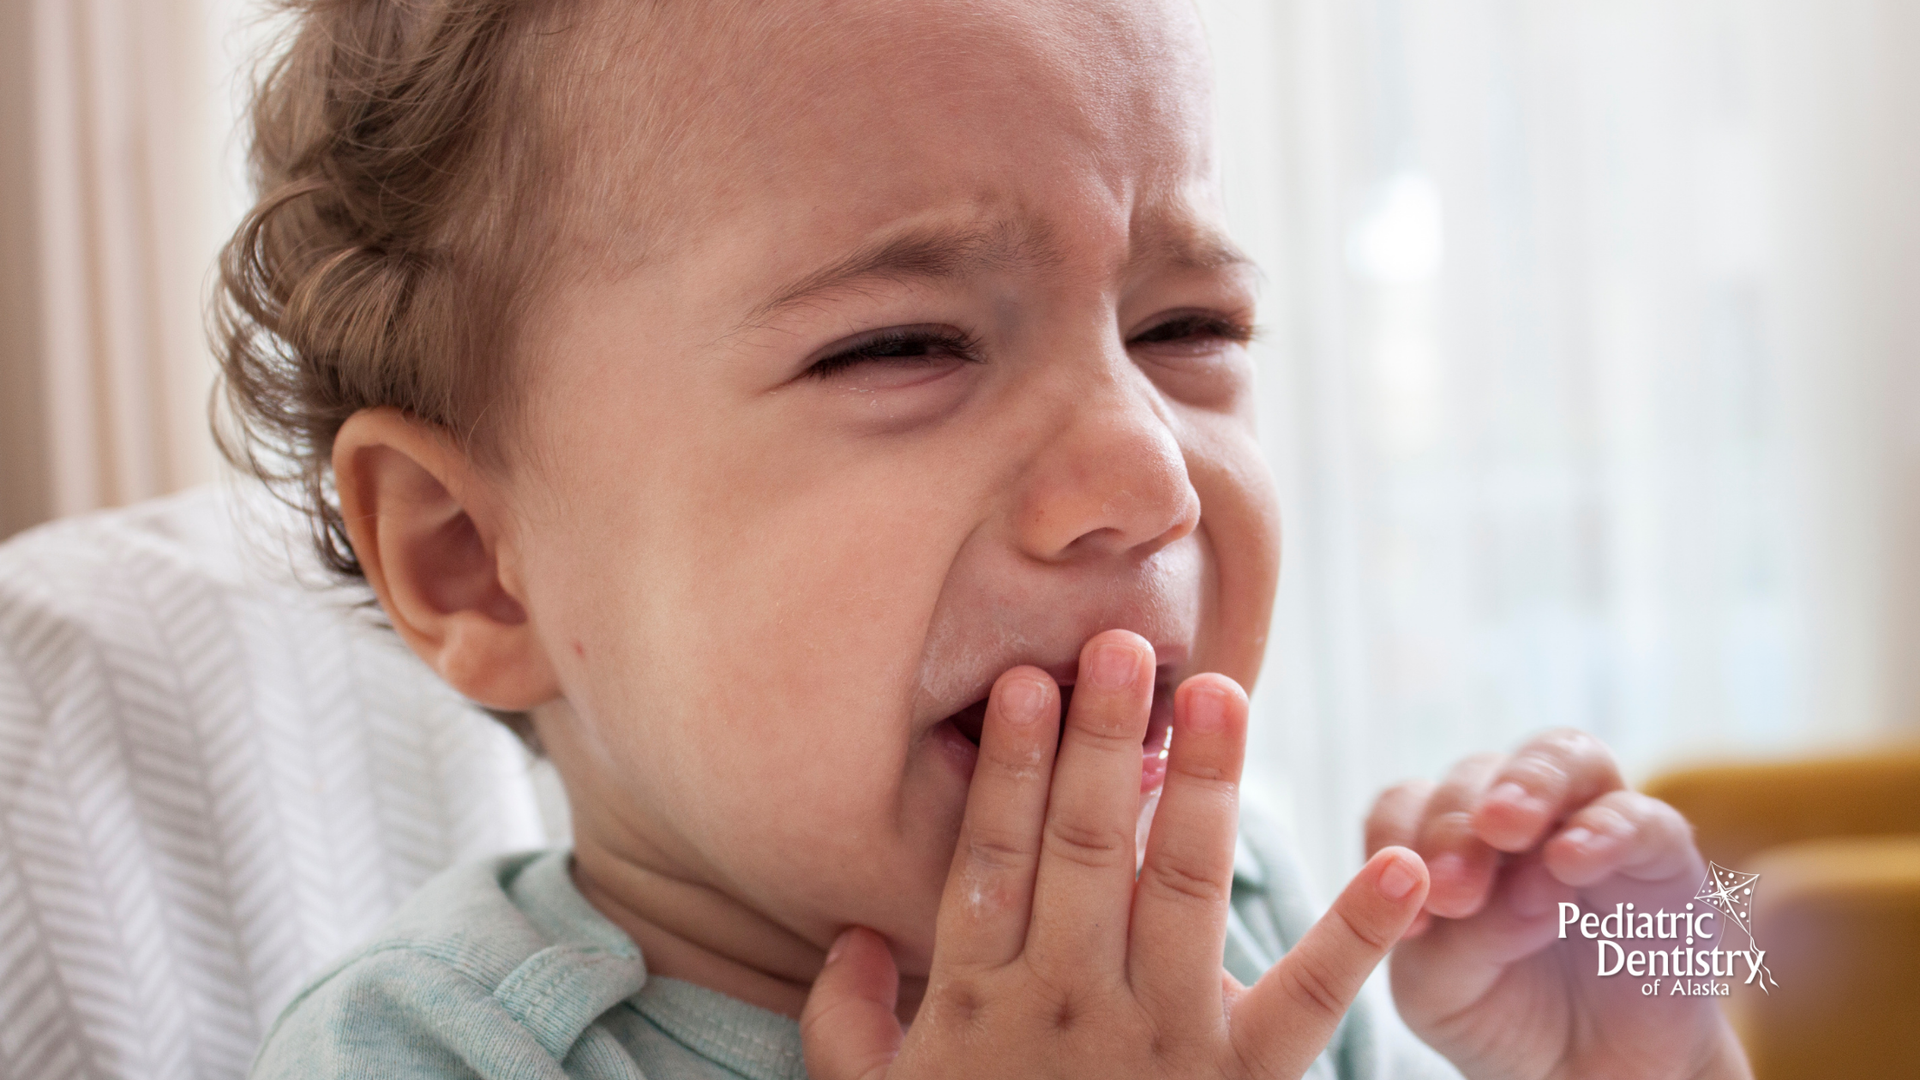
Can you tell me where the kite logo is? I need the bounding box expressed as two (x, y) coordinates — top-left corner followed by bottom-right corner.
(1556, 861), (1781, 997)
(1693, 862), (1780, 994)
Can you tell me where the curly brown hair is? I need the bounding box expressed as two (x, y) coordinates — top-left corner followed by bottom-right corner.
(213, 0), (591, 579)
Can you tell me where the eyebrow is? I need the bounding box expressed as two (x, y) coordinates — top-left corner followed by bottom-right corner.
(741, 215), (1255, 327)
(1125, 223), (1256, 277)
(742, 221), (1052, 326)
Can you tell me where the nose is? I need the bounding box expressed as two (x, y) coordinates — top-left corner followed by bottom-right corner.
(1014, 362), (1201, 563)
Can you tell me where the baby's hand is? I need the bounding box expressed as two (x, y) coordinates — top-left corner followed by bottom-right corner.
(802, 630), (1430, 1080)
(1369, 731), (1752, 1080)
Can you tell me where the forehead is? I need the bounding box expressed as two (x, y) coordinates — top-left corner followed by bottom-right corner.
(553, 0), (1218, 269)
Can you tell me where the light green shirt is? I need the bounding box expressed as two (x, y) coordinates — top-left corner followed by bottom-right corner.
(250, 820), (1461, 1080)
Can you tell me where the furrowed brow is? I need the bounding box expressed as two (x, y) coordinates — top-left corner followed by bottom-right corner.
(743, 222), (1051, 326)
(1126, 221), (1255, 277)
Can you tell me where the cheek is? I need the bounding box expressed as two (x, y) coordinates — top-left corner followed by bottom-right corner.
(1185, 421), (1281, 686)
(523, 414), (974, 801)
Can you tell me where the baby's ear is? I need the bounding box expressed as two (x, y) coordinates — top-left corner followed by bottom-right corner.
(332, 407), (560, 711)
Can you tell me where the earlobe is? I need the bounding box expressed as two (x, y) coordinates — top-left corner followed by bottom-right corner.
(332, 407), (561, 711)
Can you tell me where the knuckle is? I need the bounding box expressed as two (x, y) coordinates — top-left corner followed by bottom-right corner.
(1331, 903), (1394, 952)
(1044, 817), (1131, 868)
(1068, 715), (1149, 750)
(798, 990), (865, 1045)
(1580, 801), (1634, 838)
(1606, 791), (1682, 843)
(1453, 751), (1506, 777)
(1643, 795), (1693, 835)
(1432, 755), (1503, 804)
(1228, 1018), (1286, 1080)
(1417, 807), (1477, 849)
(1172, 754), (1239, 784)
(1019, 965), (1084, 1021)
(1602, 786), (1645, 816)
(1282, 953), (1348, 1022)
(1381, 779), (1433, 806)
(927, 979), (987, 1030)
(1143, 852), (1230, 905)
(1497, 753), (1567, 793)
(964, 827), (1035, 874)
(985, 743), (1049, 781)
(1365, 783), (1419, 828)
(1127, 1005), (1182, 1063)
(1535, 727), (1615, 771)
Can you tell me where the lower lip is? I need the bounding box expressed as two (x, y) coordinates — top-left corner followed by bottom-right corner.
(1140, 685), (1173, 793)
(1139, 744), (1168, 793)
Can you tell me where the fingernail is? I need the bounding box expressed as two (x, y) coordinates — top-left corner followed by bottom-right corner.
(826, 930), (850, 965)
(1560, 826), (1595, 850)
(1087, 642), (1139, 690)
(1486, 781), (1530, 811)
(1001, 677), (1048, 724)
(1378, 855), (1420, 901)
(1185, 686), (1227, 733)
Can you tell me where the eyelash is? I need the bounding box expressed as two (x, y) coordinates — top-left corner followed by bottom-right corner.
(802, 314), (1253, 379)
(806, 327), (983, 379)
(1130, 313), (1256, 348)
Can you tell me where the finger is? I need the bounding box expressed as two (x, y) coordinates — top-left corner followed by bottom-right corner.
(1364, 779), (1434, 857)
(1543, 790), (1700, 889)
(1129, 675), (1247, 1024)
(1415, 754), (1504, 919)
(801, 927), (903, 1080)
(1471, 728), (1625, 853)
(1026, 631), (1157, 975)
(1228, 847), (1428, 1079)
(934, 668), (1060, 970)
(1390, 853), (1572, 1019)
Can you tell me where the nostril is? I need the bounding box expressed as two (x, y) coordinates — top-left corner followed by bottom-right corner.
(1014, 397), (1201, 562)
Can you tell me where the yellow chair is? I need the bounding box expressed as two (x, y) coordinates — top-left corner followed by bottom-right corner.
(1644, 748), (1920, 1080)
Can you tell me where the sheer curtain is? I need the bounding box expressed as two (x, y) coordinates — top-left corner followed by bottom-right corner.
(1202, 0), (1920, 890)
(0, 0), (264, 539)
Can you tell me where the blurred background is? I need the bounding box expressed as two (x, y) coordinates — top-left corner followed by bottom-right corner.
(0, 1), (1915, 1076)
(1, 0), (1917, 888)
(1197, 0), (1920, 892)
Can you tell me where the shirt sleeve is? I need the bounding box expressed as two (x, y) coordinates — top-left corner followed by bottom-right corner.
(1228, 806), (1467, 1080)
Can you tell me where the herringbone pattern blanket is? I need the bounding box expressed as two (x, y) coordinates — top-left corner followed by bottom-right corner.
(0, 486), (556, 1080)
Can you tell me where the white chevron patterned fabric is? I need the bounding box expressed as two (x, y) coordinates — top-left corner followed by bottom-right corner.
(0, 485), (562, 1080)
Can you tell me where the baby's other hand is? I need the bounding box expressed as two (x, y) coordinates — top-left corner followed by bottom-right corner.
(1368, 730), (1752, 1080)
(802, 630), (1430, 1080)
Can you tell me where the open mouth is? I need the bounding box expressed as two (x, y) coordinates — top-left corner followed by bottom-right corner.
(940, 670), (1177, 763)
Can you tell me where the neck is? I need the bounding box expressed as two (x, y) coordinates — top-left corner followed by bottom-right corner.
(570, 838), (816, 1017)
(538, 706), (926, 1023)
(568, 825), (930, 1025)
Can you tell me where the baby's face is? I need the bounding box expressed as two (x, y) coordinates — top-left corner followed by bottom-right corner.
(508, 0), (1277, 978)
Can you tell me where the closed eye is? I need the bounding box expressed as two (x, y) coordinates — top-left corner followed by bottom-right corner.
(805, 326), (983, 379)
(1128, 312), (1255, 349)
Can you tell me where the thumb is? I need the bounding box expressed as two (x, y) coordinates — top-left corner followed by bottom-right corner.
(801, 927), (905, 1080)
(1228, 847), (1429, 1078)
